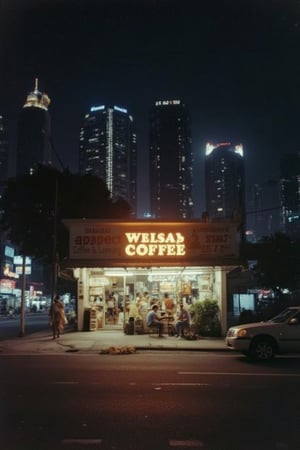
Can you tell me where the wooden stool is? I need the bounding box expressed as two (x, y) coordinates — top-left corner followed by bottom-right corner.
(148, 325), (160, 336)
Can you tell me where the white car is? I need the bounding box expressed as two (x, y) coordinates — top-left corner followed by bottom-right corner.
(225, 306), (300, 361)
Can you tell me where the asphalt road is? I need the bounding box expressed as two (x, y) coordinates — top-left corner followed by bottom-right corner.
(0, 311), (49, 339)
(1, 351), (300, 450)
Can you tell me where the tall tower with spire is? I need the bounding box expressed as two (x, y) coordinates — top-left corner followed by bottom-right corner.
(16, 79), (52, 176)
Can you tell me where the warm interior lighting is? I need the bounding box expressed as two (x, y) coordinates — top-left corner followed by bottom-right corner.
(104, 269), (134, 277)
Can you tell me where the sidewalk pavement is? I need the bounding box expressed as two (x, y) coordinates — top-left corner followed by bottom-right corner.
(0, 326), (229, 355)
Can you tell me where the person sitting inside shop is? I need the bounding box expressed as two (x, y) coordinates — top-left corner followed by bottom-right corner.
(146, 304), (164, 337)
(175, 303), (191, 338)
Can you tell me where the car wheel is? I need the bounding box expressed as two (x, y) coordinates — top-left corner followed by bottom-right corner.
(250, 338), (275, 361)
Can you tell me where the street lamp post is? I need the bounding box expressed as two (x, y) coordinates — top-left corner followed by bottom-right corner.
(49, 138), (65, 303)
(51, 177), (59, 302)
(19, 255), (26, 337)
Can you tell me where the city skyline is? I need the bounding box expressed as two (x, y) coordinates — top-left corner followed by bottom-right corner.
(1, 0), (300, 216)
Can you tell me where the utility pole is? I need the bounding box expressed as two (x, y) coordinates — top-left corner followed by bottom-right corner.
(49, 137), (64, 303)
(19, 255), (26, 337)
(51, 177), (58, 302)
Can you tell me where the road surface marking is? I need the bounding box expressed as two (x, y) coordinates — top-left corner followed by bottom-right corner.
(179, 371), (300, 377)
(153, 383), (210, 386)
(169, 439), (204, 447)
(62, 438), (102, 445)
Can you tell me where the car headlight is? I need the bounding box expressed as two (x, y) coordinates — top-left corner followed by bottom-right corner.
(227, 328), (249, 338)
(236, 328), (248, 338)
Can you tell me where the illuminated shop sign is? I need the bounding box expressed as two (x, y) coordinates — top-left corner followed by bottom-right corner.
(3, 263), (18, 279)
(13, 256), (32, 265)
(4, 245), (14, 258)
(64, 221), (240, 265)
(124, 232), (185, 256)
(0, 278), (16, 292)
(15, 266), (32, 275)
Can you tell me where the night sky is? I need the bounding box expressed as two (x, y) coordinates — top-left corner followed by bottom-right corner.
(1, 0), (300, 216)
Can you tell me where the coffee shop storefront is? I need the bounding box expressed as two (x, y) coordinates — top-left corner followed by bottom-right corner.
(62, 219), (242, 336)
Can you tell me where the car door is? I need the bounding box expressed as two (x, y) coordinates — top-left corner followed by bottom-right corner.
(278, 312), (300, 354)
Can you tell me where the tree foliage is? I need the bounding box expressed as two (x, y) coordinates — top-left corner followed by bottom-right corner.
(0, 165), (132, 265)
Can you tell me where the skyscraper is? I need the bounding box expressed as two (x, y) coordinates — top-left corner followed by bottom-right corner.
(280, 152), (300, 238)
(205, 142), (245, 229)
(149, 100), (193, 219)
(0, 117), (11, 297)
(247, 180), (280, 242)
(79, 105), (137, 214)
(16, 79), (52, 176)
(0, 115), (9, 190)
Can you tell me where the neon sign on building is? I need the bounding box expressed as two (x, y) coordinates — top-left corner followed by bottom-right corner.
(64, 220), (240, 266)
(124, 232), (185, 256)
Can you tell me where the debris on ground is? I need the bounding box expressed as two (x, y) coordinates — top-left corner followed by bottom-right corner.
(100, 345), (137, 355)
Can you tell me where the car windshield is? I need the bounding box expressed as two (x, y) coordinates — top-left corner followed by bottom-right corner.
(270, 308), (297, 323)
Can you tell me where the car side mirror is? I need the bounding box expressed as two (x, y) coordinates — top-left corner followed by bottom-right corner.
(290, 317), (299, 325)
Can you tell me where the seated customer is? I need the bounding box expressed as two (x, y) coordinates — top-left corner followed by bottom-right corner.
(146, 304), (164, 337)
(175, 303), (191, 338)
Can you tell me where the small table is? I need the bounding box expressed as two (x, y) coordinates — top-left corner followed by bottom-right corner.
(159, 313), (174, 335)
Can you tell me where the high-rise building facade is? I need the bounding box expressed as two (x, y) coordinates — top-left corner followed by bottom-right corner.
(205, 142), (245, 229)
(280, 152), (300, 238)
(0, 115), (9, 189)
(247, 181), (280, 242)
(149, 99), (193, 219)
(79, 105), (137, 214)
(16, 79), (52, 176)
(0, 117), (11, 302)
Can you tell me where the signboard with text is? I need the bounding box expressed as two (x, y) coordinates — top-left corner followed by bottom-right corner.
(0, 278), (16, 293)
(15, 266), (32, 275)
(63, 220), (241, 266)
